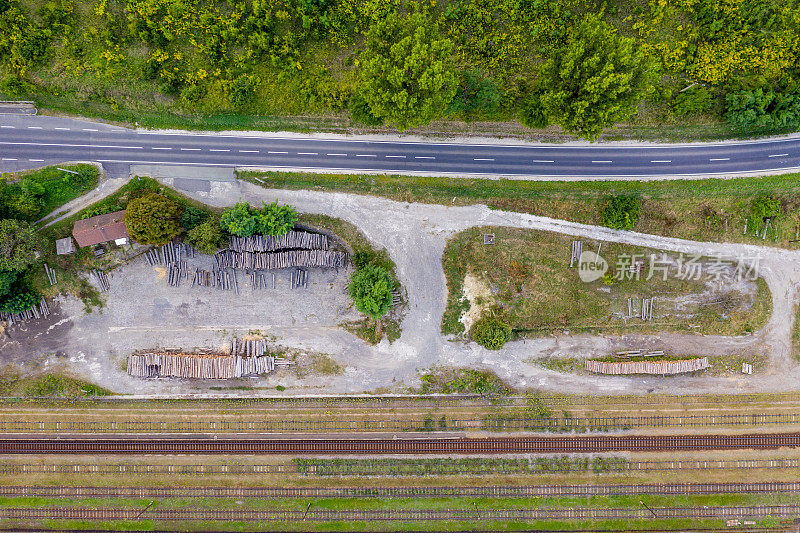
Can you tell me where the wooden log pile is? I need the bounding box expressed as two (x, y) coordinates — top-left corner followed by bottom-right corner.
(168, 262), (188, 287)
(127, 352), (275, 379)
(93, 270), (110, 292)
(210, 268), (238, 293)
(249, 270), (274, 290)
(0, 298), (50, 326)
(145, 241), (190, 266)
(585, 357), (709, 375)
(215, 250), (348, 270)
(291, 268), (308, 289)
(44, 264), (57, 286)
(230, 337), (268, 357)
(192, 269), (211, 288)
(229, 231), (329, 253)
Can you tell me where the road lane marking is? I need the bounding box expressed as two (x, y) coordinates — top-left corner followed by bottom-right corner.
(769, 153), (789, 158)
(54, 127), (70, 130)
(0, 142), (143, 149)
(356, 154), (377, 157)
(327, 153), (347, 156)
(0, 125), (15, 128)
(180, 148), (201, 151)
(29, 159), (44, 162)
(651, 160), (672, 163)
(710, 158), (730, 161)
(415, 156), (435, 159)
(152, 147), (172, 150)
(474, 158), (494, 161)
(82, 128), (98, 132)
(239, 150), (259, 153)
(298, 152), (318, 155)
(2, 158), (17, 161)
(27, 126), (43, 129)
(268, 151), (288, 154)
(209, 149), (230, 152)
(532, 160), (555, 163)
(592, 160), (613, 163)
(386, 155), (406, 158)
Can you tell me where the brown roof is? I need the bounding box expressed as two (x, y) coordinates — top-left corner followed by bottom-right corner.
(72, 210), (130, 247)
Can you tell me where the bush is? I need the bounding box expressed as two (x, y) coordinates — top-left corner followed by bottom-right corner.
(181, 206), (208, 230)
(0, 219), (41, 271)
(257, 201), (298, 236)
(348, 263), (394, 321)
(448, 70), (500, 117)
(0, 291), (38, 313)
(0, 270), (16, 300)
(673, 86), (713, 116)
(750, 195), (781, 221)
(471, 314), (512, 350)
(220, 202), (260, 237)
(518, 93), (549, 129)
(725, 87), (800, 131)
(123, 193), (183, 245)
(601, 195), (641, 230)
(349, 93), (382, 126)
(186, 217), (225, 254)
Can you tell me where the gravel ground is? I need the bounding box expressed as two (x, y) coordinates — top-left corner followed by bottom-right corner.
(4, 175), (800, 396)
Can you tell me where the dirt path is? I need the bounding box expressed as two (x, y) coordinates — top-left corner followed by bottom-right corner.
(30, 175), (800, 395)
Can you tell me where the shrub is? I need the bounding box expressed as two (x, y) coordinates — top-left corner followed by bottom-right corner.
(471, 314), (512, 350)
(601, 195), (641, 230)
(518, 93), (549, 129)
(0, 219), (41, 271)
(673, 86), (713, 116)
(348, 263), (394, 322)
(750, 195), (781, 221)
(123, 193), (183, 245)
(448, 70), (500, 117)
(0, 270), (16, 300)
(220, 202), (260, 237)
(0, 291), (38, 313)
(186, 217), (225, 254)
(257, 201), (298, 236)
(725, 87), (800, 131)
(349, 93), (383, 126)
(181, 205), (208, 230)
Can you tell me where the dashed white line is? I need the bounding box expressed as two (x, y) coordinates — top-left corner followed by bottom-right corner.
(710, 158), (730, 161)
(152, 147), (172, 150)
(209, 149), (230, 152)
(297, 152), (318, 155)
(0, 142), (143, 149)
(2, 158), (17, 161)
(181, 148), (201, 151)
(474, 158), (494, 161)
(0, 125), (15, 129)
(532, 160), (555, 163)
(769, 153), (789, 158)
(327, 153), (347, 156)
(356, 154), (377, 157)
(415, 156), (435, 159)
(268, 151), (288, 154)
(54, 127), (70, 131)
(386, 155), (406, 158)
(82, 128), (99, 132)
(651, 160), (672, 163)
(592, 160), (613, 163)
(29, 159), (44, 162)
(239, 150), (259, 153)
(27, 126), (43, 129)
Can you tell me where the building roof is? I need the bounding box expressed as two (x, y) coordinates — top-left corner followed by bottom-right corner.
(55, 237), (76, 255)
(72, 210), (130, 247)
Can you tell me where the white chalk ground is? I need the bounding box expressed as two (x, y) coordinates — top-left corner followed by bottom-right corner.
(9, 175), (800, 397)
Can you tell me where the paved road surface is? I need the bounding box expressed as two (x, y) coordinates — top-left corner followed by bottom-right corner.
(1, 115), (799, 178)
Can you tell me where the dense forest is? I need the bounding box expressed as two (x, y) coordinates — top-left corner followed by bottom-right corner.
(0, 0), (798, 138)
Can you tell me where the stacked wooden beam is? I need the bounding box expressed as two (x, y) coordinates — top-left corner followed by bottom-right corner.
(0, 298), (49, 326)
(192, 269), (211, 288)
(249, 270), (273, 290)
(585, 357), (709, 375)
(126, 352), (275, 379)
(229, 231), (329, 253)
(627, 298), (655, 320)
(168, 262), (188, 287)
(291, 268), (308, 289)
(230, 337), (268, 357)
(215, 250), (348, 270)
(44, 264), (57, 286)
(210, 268), (238, 292)
(93, 270), (110, 292)
(570, 241), (583, 267)
(145, 241), (190, 266)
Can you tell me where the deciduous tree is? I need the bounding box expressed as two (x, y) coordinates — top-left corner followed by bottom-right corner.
(220, 202), (260, 237)
(348, 263), (394, 333)
(186, 217), (225, 254)
(123, 193), (183, 245)
(257, 201), (297, 236)
(0, 219), (41, 271)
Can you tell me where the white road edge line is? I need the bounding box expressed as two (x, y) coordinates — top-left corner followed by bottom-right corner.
(769, 154), (789, 158)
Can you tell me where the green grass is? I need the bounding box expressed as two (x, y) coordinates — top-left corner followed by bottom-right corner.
(414, 367), (512, 395)
(441, 226), (772, 338)
(0, 370), (111, 398)
(1, 164), (99, 222)
(242, 171), (800, 249)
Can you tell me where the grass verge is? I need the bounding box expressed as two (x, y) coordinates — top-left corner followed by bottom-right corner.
(0, 369), (111, 398)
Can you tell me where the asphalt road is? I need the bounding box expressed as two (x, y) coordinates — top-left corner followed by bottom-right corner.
(1, 115), (799, 178)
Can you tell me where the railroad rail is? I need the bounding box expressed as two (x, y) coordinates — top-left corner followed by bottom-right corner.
(2, 433), (800, 455)
(2, 505), (799, 521)
(2, 482), (800, 498)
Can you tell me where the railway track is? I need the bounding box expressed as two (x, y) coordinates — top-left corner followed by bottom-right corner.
(2, 505), (799, 521)
(2, 433), (800, 454)
(2, 482), (800, 498)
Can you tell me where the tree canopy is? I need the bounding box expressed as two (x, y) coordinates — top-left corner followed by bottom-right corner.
(123, 193), (183, 245)
(220, 201), (298, 237)
(540, 13), (651, 140)
(348, 263), (394, 322)
(360, 12), (457, 131)
(220, 202), (260, 237)
(0, 218), (41, 271)
(186, 217), (225, 254)
(601, 195), (642, 231)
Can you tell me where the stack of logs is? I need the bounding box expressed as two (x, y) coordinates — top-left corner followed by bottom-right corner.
(145, 241), (192, 266)
(0, 298), (50, 326)
(192, 269), (211, 287)
(44, 264), (57, 286)
(291, 268), (308, 289)
(127, 351), (274, 379)
(586, 357), (709, 375)
(230, 337), (268, 357)
(93, 270), (110, 292)
(168, 262), (188, 287)
(229, 232), (329, 253)
(215, 249), (348, 270)
(249, 270), (274, 290)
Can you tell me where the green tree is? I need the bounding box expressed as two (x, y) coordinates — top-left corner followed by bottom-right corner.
(181, 205), (208, 230)
(349, 93), (383, 126)
(0, 270), (17, 301)
(220, 202), (260, 237)
(257, 201), (298, 236)
(360, 12), (457, 130)
(123, 193), (183, 246)
(725, 88), (800, 131)
(601, 195), (641, 231)
(518, 93), (549, 129)
(540, 13), (651, 140)
(471, 314), (512, 350)
(750, 195), (781, 221)
(186, 217), (225, 254)
(673, 86), (713, 117)
(0, 291), (38, 313)
(0, 219), (41, 271)
(348, 263), (394, 334)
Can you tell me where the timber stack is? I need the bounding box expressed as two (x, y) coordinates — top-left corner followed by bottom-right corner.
(215, 249), (348, 270)
(1, 298), (50, 326)
(230, 337), (269, 357)
(127, 351), (275, 379)
(229, 231), (329, 253)
(585, 357), (709, 375)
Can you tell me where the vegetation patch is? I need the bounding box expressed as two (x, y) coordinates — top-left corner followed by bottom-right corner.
(0, 368), (111, 398)
(414, 367), (512, 396)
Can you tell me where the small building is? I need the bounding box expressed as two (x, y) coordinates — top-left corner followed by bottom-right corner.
(55, 237), (76, 255)
(72, 210), (130, 248)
